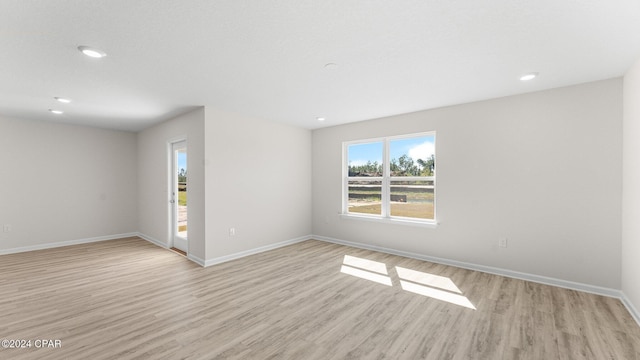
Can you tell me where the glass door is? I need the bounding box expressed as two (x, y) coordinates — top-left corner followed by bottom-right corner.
(171, 141), (188, 253)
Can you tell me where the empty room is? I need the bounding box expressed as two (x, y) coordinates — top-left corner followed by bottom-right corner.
(1, 1), (640, 359)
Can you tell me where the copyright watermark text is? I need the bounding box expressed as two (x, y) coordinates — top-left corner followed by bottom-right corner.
(1, 339), (62, 349)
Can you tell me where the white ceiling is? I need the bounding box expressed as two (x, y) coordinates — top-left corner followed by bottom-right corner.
(2, 1), (640, 132)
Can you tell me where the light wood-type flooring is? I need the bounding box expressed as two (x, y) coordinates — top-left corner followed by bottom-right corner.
(1, 237), (639, 359)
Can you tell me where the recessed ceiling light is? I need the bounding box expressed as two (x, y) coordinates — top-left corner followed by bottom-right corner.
(520, 72), (538, 81)
(78, 46), (106, 58)
(49, 109), (64, 115)
(317, 117), (326, 122)
(55, 97), (71, 103)
(324, 63), (338, 70)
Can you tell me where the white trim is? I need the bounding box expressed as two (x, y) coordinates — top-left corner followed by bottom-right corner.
(137, 232), (207, 267)
(343, 132), (437, 224)
(2, 231), (638, 327)
(621, 293), (640, 327)
(313, 235), (621, 299)
(382, 139), (390, 217)
(203, 235), (313, 267)
(136, 232), (168, 248)
(340, 213), (438, 228)
(347, 176), (384, 181)
(169, 138), (188, 251)
(188, 253), (206, 266)
(0, 232), (138, 255)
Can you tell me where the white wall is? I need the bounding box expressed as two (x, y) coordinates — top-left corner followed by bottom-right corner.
(622, 58), (640, 318)
(313, 79), (622, 289)
(0, 115), (138, 251)
(0, 77), (629, 299)
(204, 108), (312, 260)
(137, 108), (206, 260)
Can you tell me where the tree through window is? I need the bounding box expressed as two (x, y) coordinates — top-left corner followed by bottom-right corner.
(344, 133), (435, 222)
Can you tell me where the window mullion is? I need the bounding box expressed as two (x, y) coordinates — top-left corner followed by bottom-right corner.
(382, 139), (390, 218)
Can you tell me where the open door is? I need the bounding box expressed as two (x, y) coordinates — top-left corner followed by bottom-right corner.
(171, 140), (188, 253)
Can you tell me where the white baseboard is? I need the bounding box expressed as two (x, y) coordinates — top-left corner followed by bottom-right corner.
(134, 232), (311, 268)
(135, 232), (168, 249)
(312, 235), (622, 299)
(204, 235), (313, 267)
(188, 254), (206, 266)
(621, 293), (640, 327)
(128, 232), (210, 267)
(0, 232), (138, 255)
(4, 230), (637, 327)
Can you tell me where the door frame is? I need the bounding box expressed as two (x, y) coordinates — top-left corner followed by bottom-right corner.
(168, 138), (188, 253)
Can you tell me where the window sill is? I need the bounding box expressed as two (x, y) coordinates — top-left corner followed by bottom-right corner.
(340, 213), (438, 228)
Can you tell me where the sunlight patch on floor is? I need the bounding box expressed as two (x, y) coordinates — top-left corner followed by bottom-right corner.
(399, 280), (476, 309)
(395, 266), (461, 294)
(340, 265), (393, 286)
(343, 255), (388, 274)
(340, 255), (475, 309)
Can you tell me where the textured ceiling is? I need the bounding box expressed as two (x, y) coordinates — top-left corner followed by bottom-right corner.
(1, 0), (640, 132)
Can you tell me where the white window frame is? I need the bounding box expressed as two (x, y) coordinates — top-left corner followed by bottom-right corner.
(342, 132), (437, 227)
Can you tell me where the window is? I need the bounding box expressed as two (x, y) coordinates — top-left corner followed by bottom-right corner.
(343, 132), (435, 223)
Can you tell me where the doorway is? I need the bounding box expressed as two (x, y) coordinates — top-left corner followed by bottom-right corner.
(171, 140), (188, 253)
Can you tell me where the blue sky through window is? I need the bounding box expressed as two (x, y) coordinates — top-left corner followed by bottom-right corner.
(348, 135), (435, 167)
(178, 152), (187, 173)
(348, 142), (383, 166)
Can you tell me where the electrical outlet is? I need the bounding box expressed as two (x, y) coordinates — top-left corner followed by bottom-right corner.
(498, 237), (508, 248)
(3, 224), (11, 233)
(229, 227), (236, 236)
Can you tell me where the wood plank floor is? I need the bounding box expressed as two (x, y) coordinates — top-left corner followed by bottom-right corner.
(1, 237), (639, 359)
